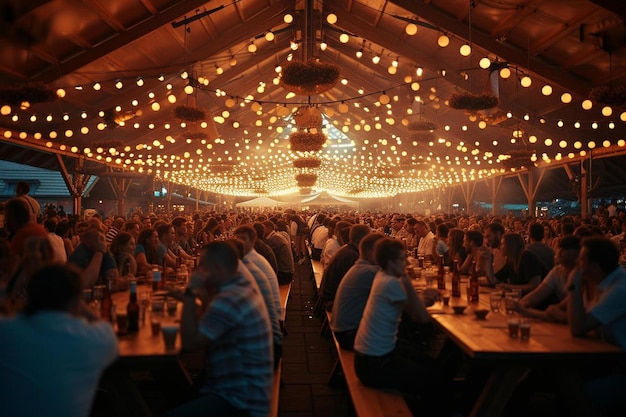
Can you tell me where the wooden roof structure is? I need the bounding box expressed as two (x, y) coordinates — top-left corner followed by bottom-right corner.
(2, 0), (626, 206)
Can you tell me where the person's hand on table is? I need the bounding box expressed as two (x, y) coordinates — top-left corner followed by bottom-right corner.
(495, 283), (513, 292)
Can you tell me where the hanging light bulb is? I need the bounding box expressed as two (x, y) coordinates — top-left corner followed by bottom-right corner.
(372, 54), (381, 64)
(459, 44), (471, 56)
(479, 57), (491, 69)
(499, 67), (511, 79)
(405, 23), (418, 36)
(320, 41), (328, 51)
(520, 75), (532, 87)
(356, 49), (363, 58)
(339, 33), (349, 43)
(392, 56), (399, 68)
(247, 40), (257, 53)
(284, 14), (293, 24)
(265, 31), (274, 42)
(437, 34), (449, 47)
(326, 13), (337, 24)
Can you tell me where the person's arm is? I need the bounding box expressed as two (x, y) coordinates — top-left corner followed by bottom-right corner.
(135, 252), (151, 276)
(496, 276), (540, 294)
(81, 251), (104, 289)
(401, 274), (431, 324)
(567, 270), (602, 337)
(519, 272), (556, 308)
(179, 272), (212, 351)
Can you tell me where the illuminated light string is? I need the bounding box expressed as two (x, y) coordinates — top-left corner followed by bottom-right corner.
(2, 78), (626, 196)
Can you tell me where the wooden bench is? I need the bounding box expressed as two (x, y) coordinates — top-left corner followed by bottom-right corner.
(269, 358), (282, 417)
(278, 283), (291, 335)
(329, 331), (413, 417)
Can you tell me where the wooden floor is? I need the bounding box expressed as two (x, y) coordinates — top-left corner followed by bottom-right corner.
(277, 258), (352, 417)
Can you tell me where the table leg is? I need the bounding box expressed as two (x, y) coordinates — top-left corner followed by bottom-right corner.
(469, 366), (529, 417)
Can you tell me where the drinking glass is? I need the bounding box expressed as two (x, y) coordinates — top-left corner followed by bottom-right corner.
(504, 292), (520, 315)
(489, 292), (502, 313)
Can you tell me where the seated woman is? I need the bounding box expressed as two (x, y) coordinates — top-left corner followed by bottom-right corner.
(517, 235), (580, 323)
(109, 232), (138, 277)
(447, 228), (467, 269)
(483, 232), (544, 294)
(134, 228), (160, 277)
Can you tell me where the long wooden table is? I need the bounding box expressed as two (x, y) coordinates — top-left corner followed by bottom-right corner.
(95, 288), (193, 417)
(417, 276), (623, 417)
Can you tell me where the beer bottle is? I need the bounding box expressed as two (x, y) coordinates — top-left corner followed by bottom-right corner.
(437, 255), (446, 290)
(469, 261), (480, 303)
(152, 264), (161, 291)
(100, 278), (113, 323)
(127, 280), (139, 332)
(451, 260), (461, 297)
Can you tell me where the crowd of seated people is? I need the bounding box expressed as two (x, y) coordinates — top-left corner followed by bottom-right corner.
(1, 198), (626, 416)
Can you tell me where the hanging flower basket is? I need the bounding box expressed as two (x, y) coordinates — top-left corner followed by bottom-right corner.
(448, 93), (499, 111)
(289, 132), (327, 152)
(281, 61), (340, 95)
(589, 85), (626, 106)
(408, 131), (436, 142)
(293, 106), (322, 129)
(174, 105), (205, 122)
(295, 173), (318, 187)
(293, 157), (322, 169)
(407, 120), (438, 131)
(500, 150), (535, 170)
(0, 82), (58, 105)
(181, 131), (208, 140)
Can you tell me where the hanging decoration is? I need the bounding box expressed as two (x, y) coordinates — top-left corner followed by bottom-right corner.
(289, 132), (327, 152)
(295, 173), (318, 187)
(181, 131), (208, 140)
(174, 105), (205, 121)
(407, 120), (438, 131)
(281, 61), (340, 95)
(293, 105), (322, 129)
(293, 157), (321, 169)
(589, 84), (626, 106)
(500, 149), (535, 170)
(0, 82), (58, 105)
(448, 92), (499, 111)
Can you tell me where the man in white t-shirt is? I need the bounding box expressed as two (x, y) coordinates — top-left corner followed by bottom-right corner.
(0, 264), (118, 417)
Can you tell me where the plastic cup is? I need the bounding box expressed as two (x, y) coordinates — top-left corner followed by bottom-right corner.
(161, 324), (179, 349)
(442, 293), (451, 307)
(116, 313), (129, 333)
(489, 292), (502, 313)
(520, 318), (531, 341)
(150, 316), (162, 337)
(151, 297), (164, 314)
(166, 299), (178, 317)
(508, 319), (520, 338)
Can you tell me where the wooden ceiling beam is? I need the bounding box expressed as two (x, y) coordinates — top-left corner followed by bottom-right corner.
(386, 0), (592, 96)
(31, 0), (267, 82)
(489, 0), (545, 40)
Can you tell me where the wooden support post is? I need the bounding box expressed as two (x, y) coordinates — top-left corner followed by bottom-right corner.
(107, 169), (133, 216)
(488, 176), (503, 215)
(194, 188), (200, 212)
(516, 168), (546, 217)
(56, 154), (92, 216)
(460, 181), (476, 214)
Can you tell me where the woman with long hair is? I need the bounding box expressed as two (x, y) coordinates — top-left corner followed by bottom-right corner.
(447, 228), (467, 269)
(484, 232), (543, 294)
(196, 217), (220, 246)
(134, 228), (159, 277)
(110, 232), (137, 277)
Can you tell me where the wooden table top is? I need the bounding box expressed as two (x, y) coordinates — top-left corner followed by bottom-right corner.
(413, 274), (623, 362)
(111, 287), (181, 358)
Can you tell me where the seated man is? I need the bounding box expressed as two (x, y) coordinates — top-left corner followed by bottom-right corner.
(167, 241), (273, 417)
(0, 264), (118, 417)
(517, 236), (580, 323)
(567, 236), (626, 416)
(68, 228), (118, 289)
(353, 238), (447, 414)
(330, 233), (385, 350)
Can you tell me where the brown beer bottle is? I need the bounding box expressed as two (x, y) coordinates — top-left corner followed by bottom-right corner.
(437, 255), (446, 290)
(100, 278), (113, 322)
(126, 280), (139, 332)
(451, 260), (461, 297)
(469, 261), (480, 303)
